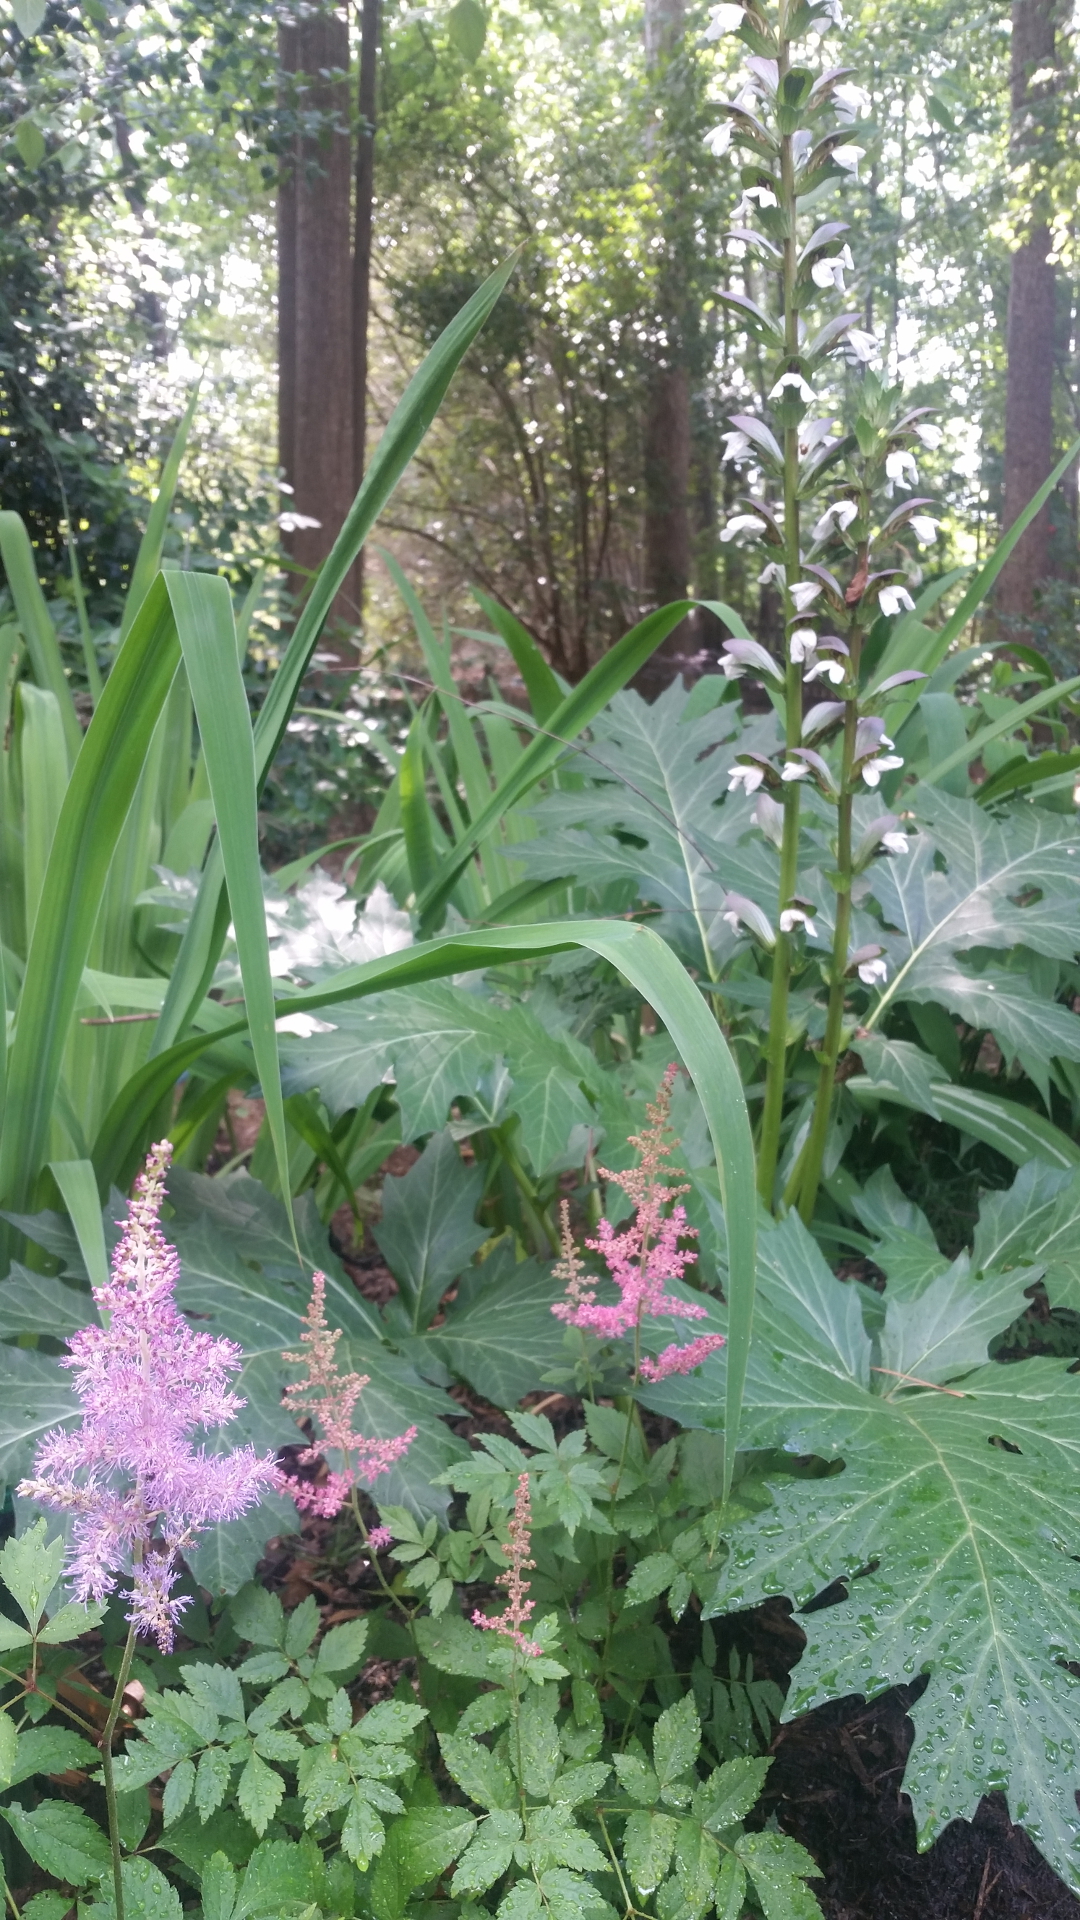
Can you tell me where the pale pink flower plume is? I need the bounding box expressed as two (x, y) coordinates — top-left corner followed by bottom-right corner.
(19, 1142), (278, 1650)
(551, 1066), (724, 1381)
(367, 1524), (393, 1552)
(279, 1271), (416, 1518)
(473, 1470), (542, 1658)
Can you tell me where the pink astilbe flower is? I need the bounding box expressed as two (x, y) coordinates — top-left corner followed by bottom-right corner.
(18, 1143), (278, 1651)
(367, 1525), (393, 1552)
(279, 1272), (416, 1518)
(639, 1334), (726, 1383)
(473, 1470), (542, 1658)
(552, 1066), (725, 1382)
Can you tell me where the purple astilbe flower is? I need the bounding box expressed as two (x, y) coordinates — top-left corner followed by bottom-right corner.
(18, 1142), (278, 1650)
(552, 1067), (725, 1383)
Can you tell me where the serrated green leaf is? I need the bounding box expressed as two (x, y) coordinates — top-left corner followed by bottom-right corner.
(551, 1761), (609, 1807)
(195, 1743), (233, 1821)
(611, 1752), (660, 1805)
(516, 1684), (560, 1799)
(315, 1616), (369, 1673)
(228, 1583), (285, 1649)
(19, 1894), (73, 1920)
(0, 1712), (16, 1787)
(236, 1750), (285, 1835)
(162, 1756), (195, 1825)
(370, 1806), (476, 1919)
(715, 1853), (748, 1920)
(674, 1815), (719, 1909)
(0, 1519), (64, 1628)
(653, 1694), (700, 1804)
(82, 1856), (184, 1920)
(283, 1594), (320, 1660)
(342, 1790), (386, 1869)
(658, 1207), (1080, 1891)
(350, 1699), (426, 1743)
(973, 1159), (1080, 1311)
(523, 1805), (606, 1874)
(440, 1731), (518, 1810)
(451, 1808), (522, 1894)
(852, 1035), (944, 1119)
(234, 1838), (317, 1919)
(200, 1851), (237, 1920)
(623, 1809), (679, 1893)
(735, 1831), (824, 1919)
(694, 1755), (771, 1831)
(414, 1610), (498, 1677)
(625, 1552), (678, 1604)
(37, 1599), (104, 1644)
(0, 1796), (111, 1883)
(426, 1243), (569, 1407)
(877, 1253), (1033, 1383)
(373, 1129), (487, 1329)
(181, 1663), (245, 1724)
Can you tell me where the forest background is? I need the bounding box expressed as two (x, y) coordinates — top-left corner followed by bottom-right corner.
(2, 0), (1079, 773)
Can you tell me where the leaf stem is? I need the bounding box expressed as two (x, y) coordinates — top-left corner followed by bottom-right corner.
(100, 1618), (138, 1920)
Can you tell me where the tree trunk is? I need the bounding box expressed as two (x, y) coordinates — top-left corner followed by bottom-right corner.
(998, 0), (1060, 626)
(351, 0), (380, 624)
(277, 9), (358, 631)
(635, 0), (695, 697)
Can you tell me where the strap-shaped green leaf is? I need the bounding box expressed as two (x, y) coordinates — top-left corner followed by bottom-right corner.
(118, 388), (200, 642)
(0, 573), (181, 1214)
(0, 511), (81, 758)
(154, 255), (520, 1056)
(162, 572), (293, 1242)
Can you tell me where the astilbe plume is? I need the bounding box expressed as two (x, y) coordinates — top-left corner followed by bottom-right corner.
(19, 1143), (278, 1650)
(279, 1271), (416, 1518)
(552, 1066), (725, 1383)
(473, 1470), (542, 1658)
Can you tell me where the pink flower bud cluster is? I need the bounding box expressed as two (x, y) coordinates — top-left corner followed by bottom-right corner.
(551, 1066), (725, 1384)
(18, 1143), (278, 1651)
(473, 1470), (542, 1658)
(279, 1272), (416, 1518)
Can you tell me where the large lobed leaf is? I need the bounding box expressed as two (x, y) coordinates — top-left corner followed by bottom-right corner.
(643, 1202), (1080, 1890)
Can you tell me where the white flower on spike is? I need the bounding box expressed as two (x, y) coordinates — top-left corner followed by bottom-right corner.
(721, 429), (752, 464)
(770, 371), (815, 403)
(790, 580), (822, 612)
(743, 185), (778, 209)
(781, 761), (811, 783)
(879, 583), (916, 618)
(780, 907), (817, 935)
(858, 955), (888, 985)
(804, 657), (846, 685)
(758, 560), (786, 586)
(811, 244), (854, 291)
(732, 82), (759, 112)
(800, 418), (840, 457)
(807, 0), (844, 30)
(886, 449), (919, 487)
(844, 329), (878, 364)
(704, 2), (744, 35)
(882, 830), (909, 855)
(705, 123), (734, 156)
(812, 500), (858, 541)
(832, 144), (865, 178)
(914, 422), (943, 449)
(728, 764), (766, 795)
(909, 514), (939, 543)
(862, 753), (904, 788)
(789, 627), (818, 662)
(720, 513), (767, 543)
(834, 81), (871, 121)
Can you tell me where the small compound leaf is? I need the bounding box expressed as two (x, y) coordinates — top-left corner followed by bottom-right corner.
(0, 1796), (111, 1883)
(451, 1808), (522, 1894)
(236, 1751), (285, 1835)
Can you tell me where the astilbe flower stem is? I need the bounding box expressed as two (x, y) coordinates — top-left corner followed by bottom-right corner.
(279, 1271), (416, 1518)
(473, 1470), (542, 1658)
(19, 1142), (278, 1652)
(552, 1068), (725, 1384)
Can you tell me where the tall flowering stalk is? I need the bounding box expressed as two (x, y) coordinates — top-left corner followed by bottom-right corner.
(18, 1143), (279, 1920)
(280, 1271), (417, 1520)
(552, 1067), (725, 1386)
(706, 0), (935, 1215)
(473, 1471), (542, 1659)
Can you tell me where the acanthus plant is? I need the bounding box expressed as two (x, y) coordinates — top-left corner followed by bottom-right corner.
(704, 0), (944, 1216)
